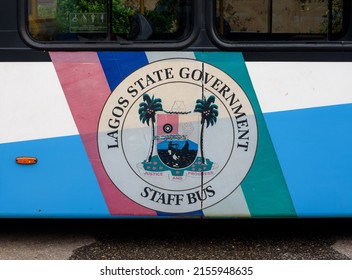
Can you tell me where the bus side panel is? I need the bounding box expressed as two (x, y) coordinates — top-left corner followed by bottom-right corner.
(247, 62), (352, 217)
(2, 51), (352, 218)
(50, 51), (297, 218)
(0, 61), (110, 218)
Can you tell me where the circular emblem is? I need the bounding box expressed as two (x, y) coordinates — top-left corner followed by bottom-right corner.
(163, 124), (173, 134)
(98, 59), (257, 213)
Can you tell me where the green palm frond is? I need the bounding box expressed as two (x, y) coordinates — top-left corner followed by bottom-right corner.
(143, 93), (152, 103)
(194, 95), (218, 128)
(138, 93), (163, 126)
(205, 95), (216, 106)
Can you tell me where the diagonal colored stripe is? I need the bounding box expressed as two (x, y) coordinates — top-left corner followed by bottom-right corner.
(195, 52), (296, 217)
(202, 186), (251, 217)
(156, 210), (203, 217)
(50, 52), (156, 216)
(98, 52), (149, 91)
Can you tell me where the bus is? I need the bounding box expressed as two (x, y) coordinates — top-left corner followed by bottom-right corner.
(1, 0), (352, 218)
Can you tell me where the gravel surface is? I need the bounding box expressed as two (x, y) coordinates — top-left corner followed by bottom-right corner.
(69, 219), (351, 260)
(0, 233), (94, 260)
(1, 219), (351, 260)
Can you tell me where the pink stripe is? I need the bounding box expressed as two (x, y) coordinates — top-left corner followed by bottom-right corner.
(50, 52), (156, 216)
(157, 114), (179, 142)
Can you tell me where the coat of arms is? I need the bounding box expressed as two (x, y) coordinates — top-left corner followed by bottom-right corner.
(138, 93), (219, 181)
(98, 58), (257, 213)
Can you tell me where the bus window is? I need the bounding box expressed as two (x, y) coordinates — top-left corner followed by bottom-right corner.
(26, 0), (193, 43)
(214, 0), (346, 41)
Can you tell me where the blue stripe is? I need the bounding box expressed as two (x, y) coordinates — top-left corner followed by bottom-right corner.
(157, 210), (203, 217)
(98, 52), (149, 91)
(264, 103), (352, 217)
(0, 136), (110, 218)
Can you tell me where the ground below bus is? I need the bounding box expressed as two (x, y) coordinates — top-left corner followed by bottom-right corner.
(0, 219), (351, 260)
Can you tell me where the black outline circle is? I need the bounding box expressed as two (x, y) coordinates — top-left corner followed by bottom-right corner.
(97, 58), (259, 213)
(163, 123), (173, 134)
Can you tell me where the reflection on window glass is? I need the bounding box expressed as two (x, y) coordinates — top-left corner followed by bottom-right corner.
(216, 0), (269, 33)
(28, 0), (192, 42)
(272, 1), (328, 34)
(215, 0), (344, 41)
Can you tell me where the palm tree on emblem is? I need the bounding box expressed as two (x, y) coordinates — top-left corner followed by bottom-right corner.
(194, 95), (219, 164)
(138, 93), (163, 162)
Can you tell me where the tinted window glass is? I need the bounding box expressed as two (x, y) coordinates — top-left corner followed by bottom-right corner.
(28, 0), (192, 42)
(215, 0), (345, 41)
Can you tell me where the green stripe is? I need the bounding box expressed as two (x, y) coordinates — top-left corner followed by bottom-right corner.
(194, 52), (296, 217)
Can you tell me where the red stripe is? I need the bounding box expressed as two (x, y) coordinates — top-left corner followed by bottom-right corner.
(50, 52), (156, 216)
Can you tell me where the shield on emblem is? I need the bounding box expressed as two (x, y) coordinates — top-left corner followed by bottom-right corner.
(156, 112), (199, 169)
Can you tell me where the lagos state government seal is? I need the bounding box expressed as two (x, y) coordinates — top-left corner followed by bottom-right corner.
(98, 58), (257, 213)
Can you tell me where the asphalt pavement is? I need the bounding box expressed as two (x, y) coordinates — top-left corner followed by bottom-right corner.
(0, 219), (351, 260)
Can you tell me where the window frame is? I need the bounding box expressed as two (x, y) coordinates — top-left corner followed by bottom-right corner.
(17, 0), (201, 50)
(205, 0), (352, 51)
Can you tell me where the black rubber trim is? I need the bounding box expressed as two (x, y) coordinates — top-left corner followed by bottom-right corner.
(0, 49), (50, 62)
